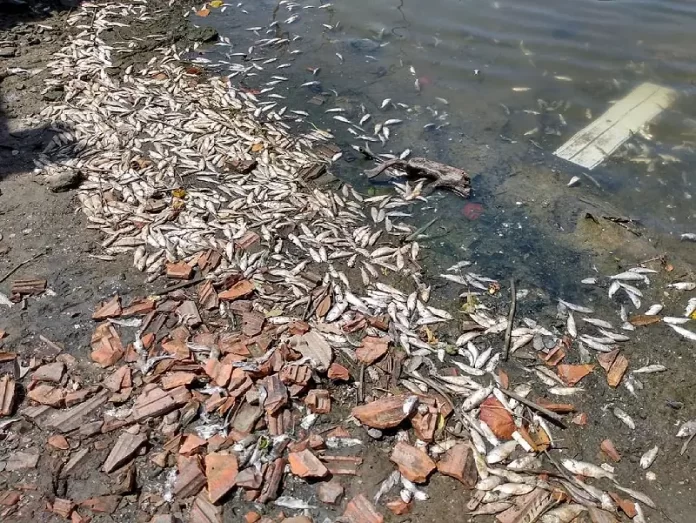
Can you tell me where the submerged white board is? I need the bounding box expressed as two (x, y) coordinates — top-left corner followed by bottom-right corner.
(554, 82), (677, 170)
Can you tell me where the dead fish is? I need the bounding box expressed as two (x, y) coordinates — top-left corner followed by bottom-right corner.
(462, 385), (494, 411)
(611, 271), (647, 282)
(608, 280), (621, 298)
(644, 304), (663, 316)
(549, 386), (583, 396)
(613, 484), (656, 508)
(493, 483), (535, 495)
(632, 364), (666, 374)
(668, 282), (696, 291)
(380, 98), (392, 109)
(559, 299), (593, 314)
(583, 317), (613, 329)
(540, 505), (586, 523)
(640, 446), (658, 469)
(669, 324), (696, 341)
(613, 407), (635, 429)
(486, 440), (518, 464)
(567, 312), (577, 338)
(469, 502), (513, 515)
(475, 476), (503, 491)
(561, 459), (614, 480)
(273, 497), (315, 510)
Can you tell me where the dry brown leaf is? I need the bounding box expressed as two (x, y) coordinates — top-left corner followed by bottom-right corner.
(629, 315), (661, 327)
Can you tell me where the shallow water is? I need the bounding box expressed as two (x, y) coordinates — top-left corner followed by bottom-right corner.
(194, 0), (696, 294)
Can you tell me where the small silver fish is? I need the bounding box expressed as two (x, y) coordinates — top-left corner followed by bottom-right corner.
(613, 407), (635, 429)
(640, 446), (658, 469)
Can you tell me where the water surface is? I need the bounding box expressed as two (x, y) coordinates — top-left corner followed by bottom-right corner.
(194, 0), (696, 293)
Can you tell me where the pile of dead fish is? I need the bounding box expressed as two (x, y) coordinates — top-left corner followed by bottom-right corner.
(5, 2), (691, 522)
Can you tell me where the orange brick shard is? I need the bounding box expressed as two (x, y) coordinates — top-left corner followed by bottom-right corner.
(389, 441), (436, 483)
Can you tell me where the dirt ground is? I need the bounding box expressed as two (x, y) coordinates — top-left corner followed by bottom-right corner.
(1, 2), (695, 523)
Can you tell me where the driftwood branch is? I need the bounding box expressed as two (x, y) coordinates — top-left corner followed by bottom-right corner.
(499, 388), (568, 428)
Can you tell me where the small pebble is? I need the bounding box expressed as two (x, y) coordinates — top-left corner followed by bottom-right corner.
(367, 428), (382, 439)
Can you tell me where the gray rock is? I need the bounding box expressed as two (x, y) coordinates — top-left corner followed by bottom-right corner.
(46, 170), (83, 193)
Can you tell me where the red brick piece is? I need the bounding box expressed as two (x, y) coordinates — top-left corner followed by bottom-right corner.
(305, 389), (331, 414)
(390, 441), (436, 483)
(92, 296), (122, 320)
(436, 443), (477, 488)
(355, 336), (389, 365)
(317, 481), (344, 504)
(288, 449), (328, 479)
(343, 494), (384, 523)
(218, 280), (255, 301)
(206, 452), (238, 504)
(327, 363), (350, 381)
(351, 395), (409, 429)
(166, 261), (194, 280)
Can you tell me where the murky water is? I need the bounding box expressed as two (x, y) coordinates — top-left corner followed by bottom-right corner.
(193, 0), (696, 294)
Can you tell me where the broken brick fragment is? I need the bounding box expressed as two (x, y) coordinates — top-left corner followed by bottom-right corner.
(0, 375), (16, 416)
(90, 332), (124, 368)
(355, 336), (389, 365)
(132, 387), (177, 421)
(52, 498), (75, 518)
(162, 371), (196, 390)
(48, 434), (70, 450)
(557, 364), (594, 386)
(317, 481), (344, 504)
(174, 457), (206, 498)
(190, 491), (223, 523)
(386, 499), (411, 515)
(0, 490), (21, 506)
(351, 395), (408, 429)
(609, 492), (637, 518)
(600, 439), (621, 462)
(343, 494), (383, 523)
(103, 431), (148, 473)
(92, 296), (122, 320)
(436, 443), (477, 488)
(80, 495), (120, 514)
(478, 397), (515, 440)
(28, 384), (65, 407)
(235, 467), (263, 489)
(606, 354), (629, 388)
(597, 349), (620, 372)
(205, 452), (238, 504)
(327, 363), (350, 381)
(33, 362), (65, 383)
(180, 434), (207, 456)
(288, 449), (328, 479)
(321, 455), (362, 475)
(218, 280), (255, 301)
(304, 389), (331, 414)
(390, 441), (436, 483)
(166, 261), (194, 280)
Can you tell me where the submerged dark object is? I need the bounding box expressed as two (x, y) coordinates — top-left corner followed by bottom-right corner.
(365, 157), (471, 198)
(462, 202), (484, 220)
